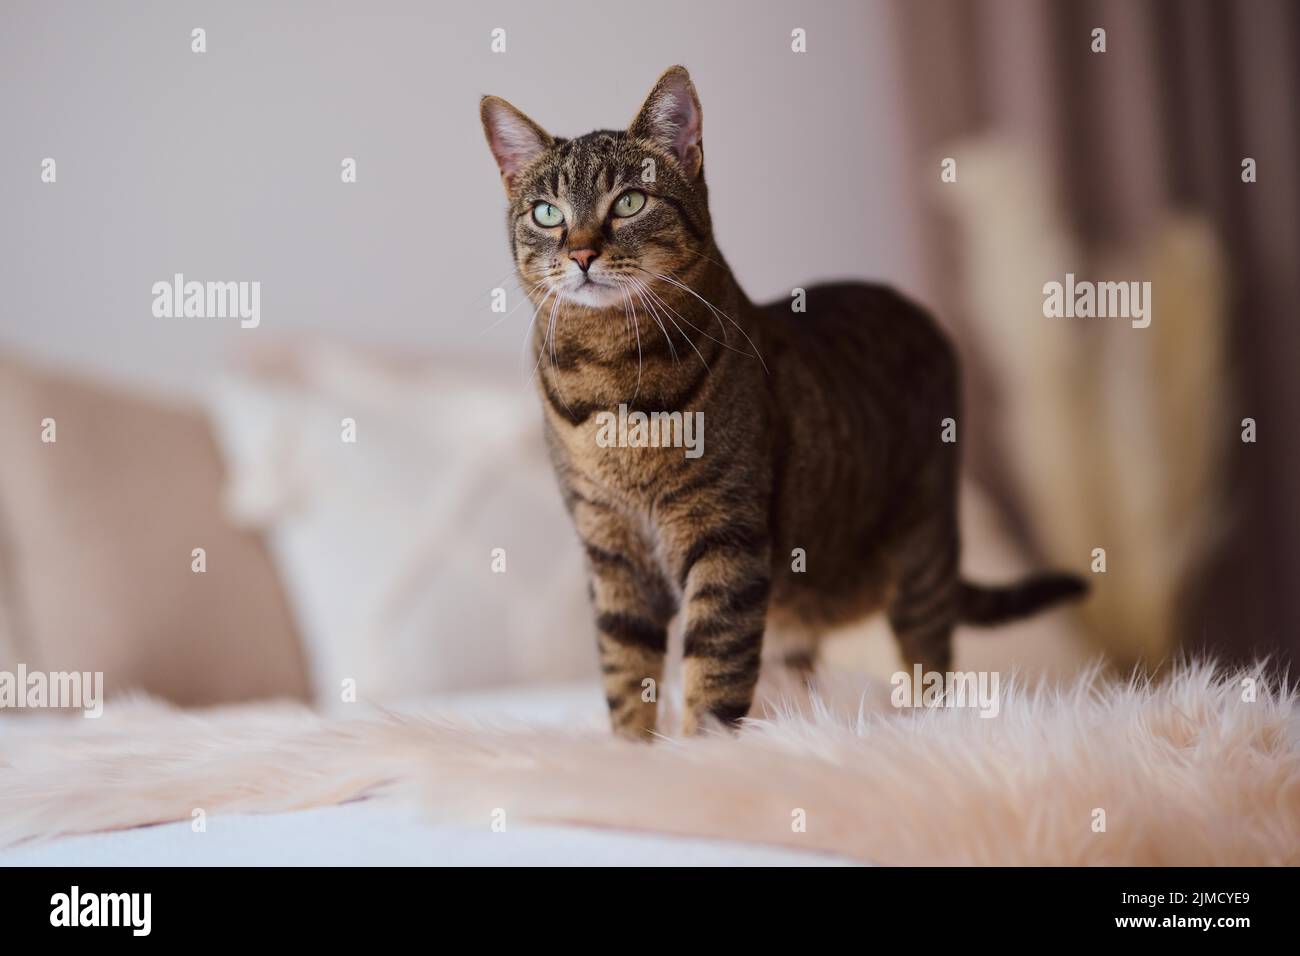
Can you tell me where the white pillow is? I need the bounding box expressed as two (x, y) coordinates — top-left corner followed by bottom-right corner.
(203, 345), (596, 708)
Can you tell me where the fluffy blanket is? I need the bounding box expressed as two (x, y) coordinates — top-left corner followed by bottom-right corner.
(1, 664), (1295, 865)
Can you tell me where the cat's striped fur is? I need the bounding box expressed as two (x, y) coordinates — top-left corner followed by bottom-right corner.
(481, 67), (1087, 738)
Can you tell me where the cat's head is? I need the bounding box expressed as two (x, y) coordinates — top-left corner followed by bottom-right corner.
(481, 66), (711, 310)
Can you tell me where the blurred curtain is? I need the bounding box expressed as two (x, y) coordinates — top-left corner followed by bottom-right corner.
(890, 0), (1300, 667)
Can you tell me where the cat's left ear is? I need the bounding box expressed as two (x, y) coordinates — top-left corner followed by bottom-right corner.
(481, 95), (553, 194)
(629, 66), (703, 179)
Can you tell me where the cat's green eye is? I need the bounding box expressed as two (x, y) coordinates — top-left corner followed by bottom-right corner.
(612, 190), (647, 218)
(532, 202), (564, 228)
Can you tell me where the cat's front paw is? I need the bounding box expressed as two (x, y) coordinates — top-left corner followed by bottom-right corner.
(681, 700), (751, 737)
(607, 696), (658, 742)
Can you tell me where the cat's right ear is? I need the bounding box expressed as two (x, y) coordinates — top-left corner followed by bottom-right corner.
(629, 66), (703, 180)
(480, 96), (553, 194)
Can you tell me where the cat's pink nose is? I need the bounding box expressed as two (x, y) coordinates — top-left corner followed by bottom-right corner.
(569, 248), (599, 272)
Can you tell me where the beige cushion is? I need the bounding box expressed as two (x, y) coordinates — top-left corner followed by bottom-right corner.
(203, 343), (596, 707)
(0, 354), (308, 706)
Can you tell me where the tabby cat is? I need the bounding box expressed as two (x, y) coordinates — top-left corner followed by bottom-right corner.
(481, 66), (1086, 738)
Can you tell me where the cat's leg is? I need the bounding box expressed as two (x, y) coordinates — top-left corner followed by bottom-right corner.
(665, 522), (773, 735)
(886, 516), (960, 676)
(577, 508), (676, 740)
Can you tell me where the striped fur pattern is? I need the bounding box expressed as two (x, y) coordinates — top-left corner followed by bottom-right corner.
(481, 67), (1086, 738)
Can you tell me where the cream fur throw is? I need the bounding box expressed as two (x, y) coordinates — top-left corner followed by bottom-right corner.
(1, 664), (1296, 865)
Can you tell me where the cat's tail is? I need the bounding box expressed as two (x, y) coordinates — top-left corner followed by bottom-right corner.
(958, 573), (1088, 627)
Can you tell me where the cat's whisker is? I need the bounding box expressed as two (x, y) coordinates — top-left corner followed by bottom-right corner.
(650, 269), (741, 335)
(549, 293), (564, 381)
(529, 292), (569, 409)
(480, 279), (547, 337)
(629, 274), (743, 368)
(467, 264), (531, 311)
(640, 264), (729, 342)
(650, 270), (769, 374)
(553, 297), (573, 401)
(628, 288), (644, 401)
(545, 291), (562, 375)
(627, 279), (679, 365)
(612, 276), (637, 344)
(634, 268), (767, 368)
(520, 285), (556, 378)
(632, 277), (734, 355)
(613, 278), (648, 398)
(619, 280), (634, 340)
(627, 275), (709, 374)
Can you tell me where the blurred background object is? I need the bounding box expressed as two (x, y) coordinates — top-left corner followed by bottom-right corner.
(203, 343), (595, 704)
(893, 0), (1300, 670)
(0, 354), (309, 704)
(934, 142), (1228, 670)
(0, 0), (1295, 708)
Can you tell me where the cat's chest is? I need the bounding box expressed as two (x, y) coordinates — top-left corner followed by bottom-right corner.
(549, 411), (690, 502)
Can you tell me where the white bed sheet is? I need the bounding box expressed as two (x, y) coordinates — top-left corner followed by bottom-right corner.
(0, 800), (851, 867)
(0, 681), (856, 867)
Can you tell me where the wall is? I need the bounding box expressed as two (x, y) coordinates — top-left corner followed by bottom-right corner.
(0, 0), (922, 397)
